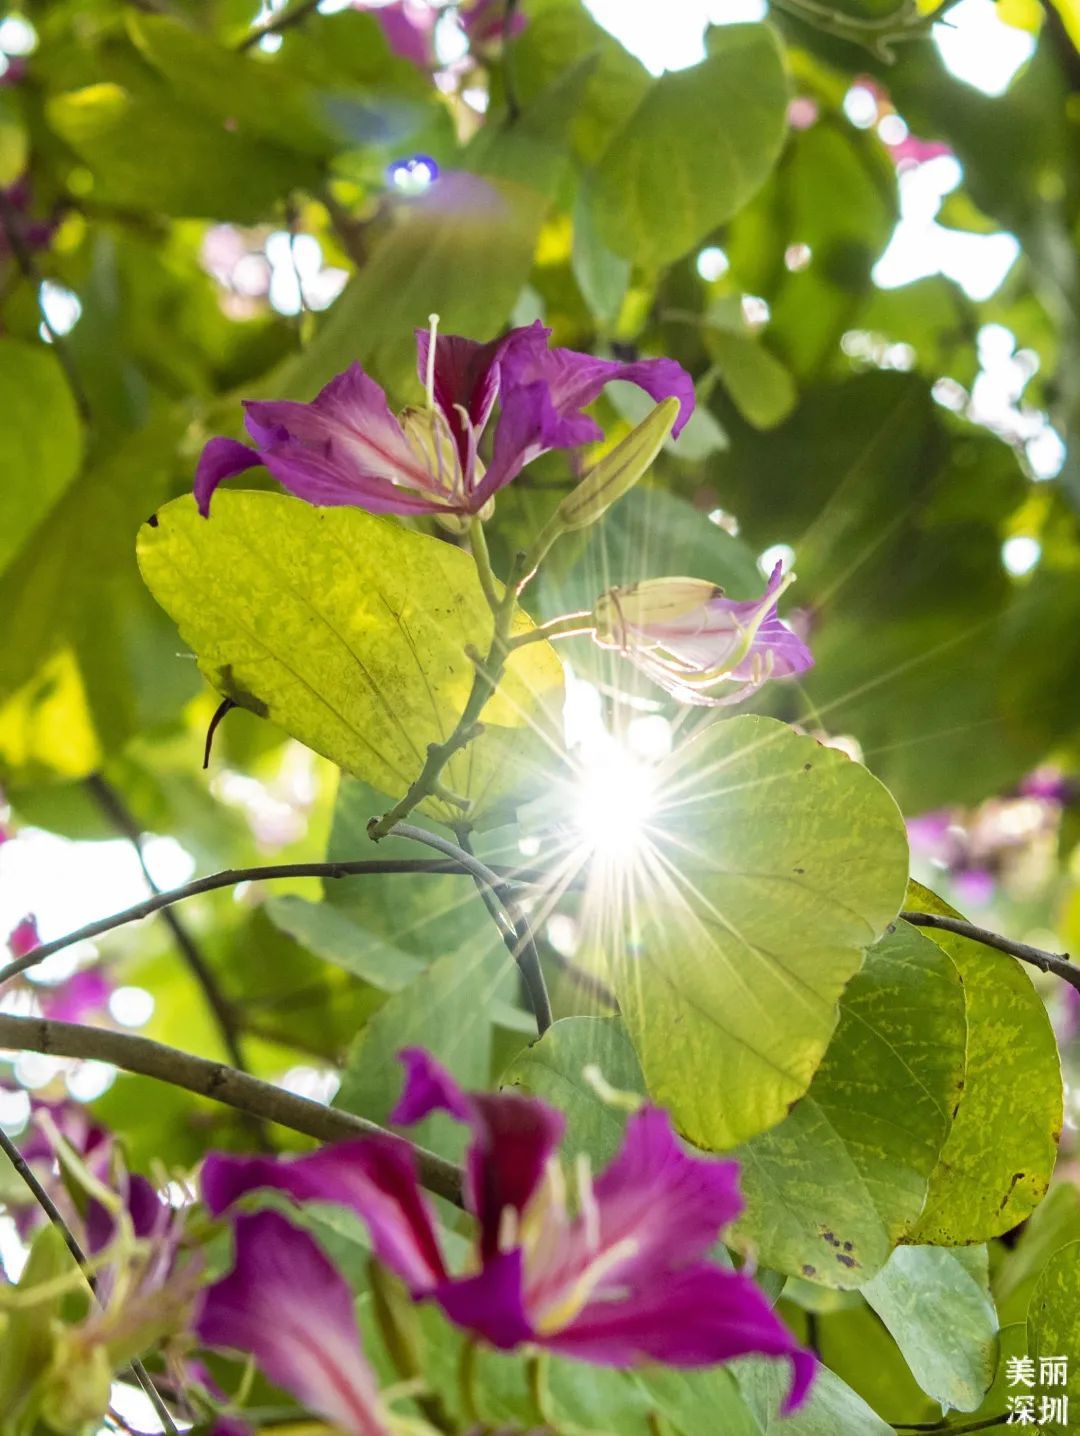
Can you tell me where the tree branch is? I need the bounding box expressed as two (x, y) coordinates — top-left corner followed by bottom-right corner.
(0, 188), (91, 422)
(84, 774), (249, 1073)
(901, 911), (1080, 994)
(237, 0), (323, 51)
(0, 1124), (179, 1434)
(0, 857), (544, 988)
(0, 1015), (464, 1207)
(392, 822), (552, 1037)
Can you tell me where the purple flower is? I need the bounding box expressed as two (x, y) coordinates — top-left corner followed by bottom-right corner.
(460, 0), (527, 49)
(201, 1049), (813, 1409)
(7, 913), (39, 959)
(591, 561), (813, 706)
(360, 0), (435, 69)
(40, 966), (112, 1024)
(1018, 766), (1076, 806)
(195, 1210), (391, 1436)
(195, 321), (693, 521)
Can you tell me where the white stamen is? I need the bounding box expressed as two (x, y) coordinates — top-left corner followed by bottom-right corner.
(425, 312), (440, 411)
(497, 1204), (520, 1253)
(575, 1152), (601, 1252)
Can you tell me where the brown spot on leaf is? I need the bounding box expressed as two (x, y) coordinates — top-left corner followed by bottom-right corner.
(146, 513), (159, 528)
(802, 1264), (816, 1277)
(836, 1252), (858, 1269)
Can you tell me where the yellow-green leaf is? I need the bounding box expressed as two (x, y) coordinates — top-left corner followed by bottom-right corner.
(608, 715), (910, 1149)
(905, 880), (1062, 1244)
(137, 492), (564, 825)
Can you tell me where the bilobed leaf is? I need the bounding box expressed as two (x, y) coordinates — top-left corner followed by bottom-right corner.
(995, 1183), (1080, 1326)
(709, 331), (798, 430)
(501, 1015), (645, 1168)
(0, 340), (83, 578)
(731, 921), (966, 1287)
(611, 715), (909, 1148)
(585, 25), (789, 269)
(1027, 1241), (1080, 1432)
(862, 1246), (998, 1413)
(906, 880), (1062, 1245)
(136, 492), (564, 826)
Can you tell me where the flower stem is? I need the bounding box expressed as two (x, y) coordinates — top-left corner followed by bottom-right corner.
(368, 551), (528, 838)
(507, 610), (595, 650)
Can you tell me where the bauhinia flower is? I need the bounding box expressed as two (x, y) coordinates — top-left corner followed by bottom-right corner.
(591, 560), (813, 706)
(195, 1209), (396, 1436)
(201, 1049), (814, 1411)
(7, 912), (39, 958)
(195, 319), (693, 523)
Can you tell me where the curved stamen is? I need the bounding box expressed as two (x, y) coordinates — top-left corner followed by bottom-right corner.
(425, 312), (440, 411)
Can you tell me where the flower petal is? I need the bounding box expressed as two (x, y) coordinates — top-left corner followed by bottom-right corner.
(549, 1263), (815, 1410)
(476, 328), (695, 503)
(391, 1047), (565, 1255)
(195, 1211), (389, 1436)
(201, 1139), (445, 1295)
(414, 328), (505, 443)
(433, 1248), (535, 1350)
(243, 362), (441, 500)
(194, 438), (263, 517)
(591, 1106), (744, 1280)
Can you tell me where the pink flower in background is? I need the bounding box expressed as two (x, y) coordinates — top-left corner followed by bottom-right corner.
(7, 913), (39, 958)
(886, 134), (952, 168)
(201, 1049), (814, 1409)
(41, 966), (112, 1024)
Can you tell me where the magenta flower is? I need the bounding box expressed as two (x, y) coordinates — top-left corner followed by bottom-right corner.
(460, 0), (526, 49)
(591, 560), (813, 706)
(40, 966), (112, 1024)
(195, 1210), (391, 1436)
(201, 1049), (813, 1409)
(7, 913), (39, 959)
(195, 320), (693, 521)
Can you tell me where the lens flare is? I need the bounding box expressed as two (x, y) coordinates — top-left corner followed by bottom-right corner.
(574, 742), (658, 860)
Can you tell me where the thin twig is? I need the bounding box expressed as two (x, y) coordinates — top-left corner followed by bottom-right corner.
(0, 857), (546, 988)
(389, 823), (552, 1036)
(901, 911), (1080, 994)
(502, 0), (522, 121)
(0, 188), (91, 422)
(893, 1416), (1009, 1434)
(0, 1125), (179, 1434)
(237, 0), (323, 51)
(84, 774), (249, 1072)
(0, 1015), (463, 1206)
(368, 550), (530, 838)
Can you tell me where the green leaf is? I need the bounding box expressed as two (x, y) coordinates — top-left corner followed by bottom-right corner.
(501, 1015), (645, 1168)
(335, 939), (513, 1160)
(734, 1355), (895, 1435)
(862, 1246), (998, 1413)
(265, 893), (424, 992)
(1027, 1241), (1080, 1432)
(731, 921), (967, 1287)
(136, 492), (565, 826)
(586, 25), (789, 270)
(906, 881), (1063, 1245)
(48, 78), (320, 221)
(611, 714), (909, 1148)
(708, 332), (798, 431)
(0, 341), (83, 579)
(996, 1183), (1080, 1326)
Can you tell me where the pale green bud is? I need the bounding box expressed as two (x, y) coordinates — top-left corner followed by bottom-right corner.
(555, 397), (680, 533)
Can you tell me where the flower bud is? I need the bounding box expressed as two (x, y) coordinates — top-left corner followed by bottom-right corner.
(555, 397), (681, 533)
